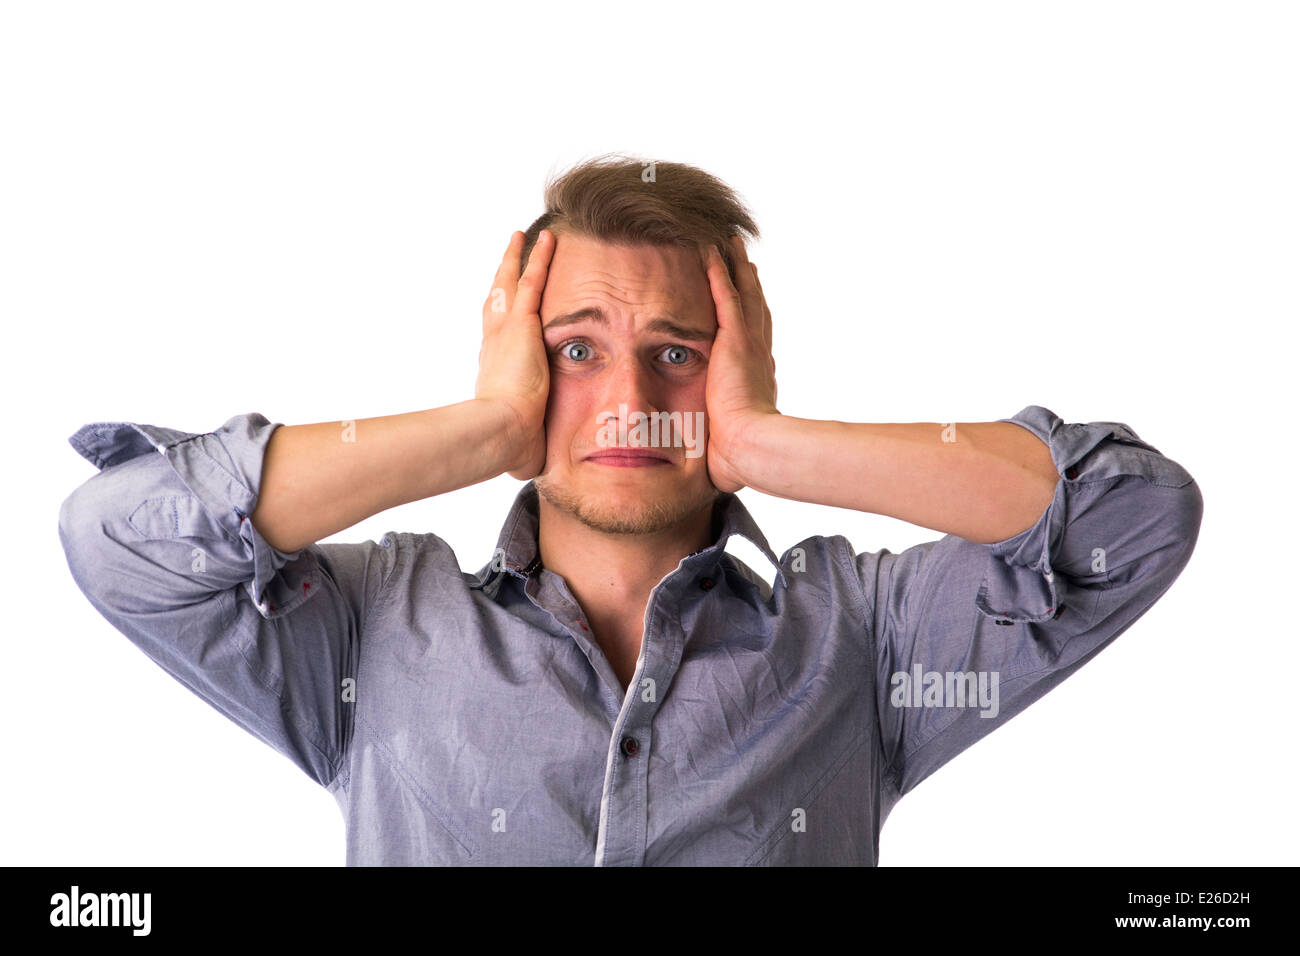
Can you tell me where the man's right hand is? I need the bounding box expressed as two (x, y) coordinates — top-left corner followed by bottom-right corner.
(475, 229), (555, 480)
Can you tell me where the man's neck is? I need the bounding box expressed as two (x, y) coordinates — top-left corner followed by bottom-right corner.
(536, 497), (718, 629)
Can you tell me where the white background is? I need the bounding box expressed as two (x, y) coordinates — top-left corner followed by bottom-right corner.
(3, 1), (1295, 866)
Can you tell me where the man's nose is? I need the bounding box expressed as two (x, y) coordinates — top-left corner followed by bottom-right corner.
(596, 354), (662, 436)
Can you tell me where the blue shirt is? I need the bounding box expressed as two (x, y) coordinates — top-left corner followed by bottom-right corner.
(57, 405), (1202, 865)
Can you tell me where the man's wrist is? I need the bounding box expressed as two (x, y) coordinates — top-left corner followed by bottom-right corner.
(723, 409), (786, 492)
(472, 398), (532, 477)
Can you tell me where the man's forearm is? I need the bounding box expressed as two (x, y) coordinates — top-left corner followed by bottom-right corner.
(250, 399), (519, 553)
(734, 414), (1059, 544)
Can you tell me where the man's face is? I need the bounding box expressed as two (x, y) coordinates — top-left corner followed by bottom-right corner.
(533, 231), (721, 536)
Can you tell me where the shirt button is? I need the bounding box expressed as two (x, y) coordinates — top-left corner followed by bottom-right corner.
(699, 577), (714, 591)
(620, 735), (640, 758)
(1065, 466), (1078, 479)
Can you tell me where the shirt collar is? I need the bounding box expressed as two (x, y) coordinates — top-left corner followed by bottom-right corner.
(471, 480), (787, 591)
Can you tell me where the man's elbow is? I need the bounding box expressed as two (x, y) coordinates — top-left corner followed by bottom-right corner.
(1170, 477), (1204, 569)
(1130, 476), (1204, 594)
(58, 480), (111, 597)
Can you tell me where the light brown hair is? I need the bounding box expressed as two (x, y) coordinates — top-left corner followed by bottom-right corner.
(519, 153), (760, 285)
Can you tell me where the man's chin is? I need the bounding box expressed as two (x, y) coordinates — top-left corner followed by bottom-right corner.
(534, 469), (718, 536)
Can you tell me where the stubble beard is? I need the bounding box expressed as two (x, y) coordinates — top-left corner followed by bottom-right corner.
(534, 469), (720, 536)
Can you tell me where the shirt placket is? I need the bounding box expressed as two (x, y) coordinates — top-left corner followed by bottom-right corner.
(595, 706), (650, 865)
(593, 575), (686, 867)
(517, 565), (659, 865)
(515, 541), (716, 866)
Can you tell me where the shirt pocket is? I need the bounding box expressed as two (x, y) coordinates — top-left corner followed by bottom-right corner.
(128, 494), (226, 541)
(1077, 434), (1195, 490)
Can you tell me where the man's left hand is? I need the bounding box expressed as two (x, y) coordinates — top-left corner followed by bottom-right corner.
(702, 236), (780, 493)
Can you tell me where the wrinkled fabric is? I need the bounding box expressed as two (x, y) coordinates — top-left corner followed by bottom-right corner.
(58, 405), (1202, 865)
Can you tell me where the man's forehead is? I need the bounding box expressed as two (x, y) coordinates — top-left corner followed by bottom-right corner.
(540, 233), (714, 328)
(542, 305), (714, 341)
(547, 232), (705, 274)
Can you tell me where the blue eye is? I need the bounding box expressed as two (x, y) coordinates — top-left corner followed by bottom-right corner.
(555, 340), (697, 367)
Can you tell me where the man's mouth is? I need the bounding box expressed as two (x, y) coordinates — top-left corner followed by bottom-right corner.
(585, 449), (671, 467)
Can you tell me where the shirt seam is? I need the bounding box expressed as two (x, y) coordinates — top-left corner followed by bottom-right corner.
(745, 734), (868, 865)
(832, 537), (876, 666)
(832, 536), (896, 804)
(227, 592), (340, 787)
(322, 534), (403, 791)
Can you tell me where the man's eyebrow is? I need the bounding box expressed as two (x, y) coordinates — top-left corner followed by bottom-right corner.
(542, 307), (714, 342)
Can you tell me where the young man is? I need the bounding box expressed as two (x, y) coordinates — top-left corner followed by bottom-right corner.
(58, 156), (1203, 865)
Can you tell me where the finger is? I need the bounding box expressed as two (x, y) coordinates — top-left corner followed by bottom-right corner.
(493, 231), (523, 294)
(705, 243), (746, 334)
(752, 263), (773, 353)
(485, 232), (524, 324)
(743, 254), (773, 356)
(729, 237), (765, 340)
(513, 228), (554, 318)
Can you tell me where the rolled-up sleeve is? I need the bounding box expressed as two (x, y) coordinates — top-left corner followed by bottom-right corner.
(851, 405), (1204, 800)
(57, 413), (397, 788)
